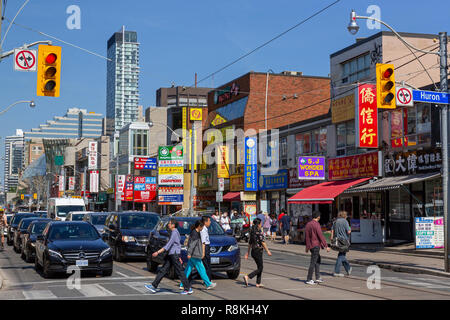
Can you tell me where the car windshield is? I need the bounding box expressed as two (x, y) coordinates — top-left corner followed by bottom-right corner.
(174, 219), (225, 236)
(119, 214), (159, 230)
(56, 206), (85, 217)
(48, 224), (99, 241)
(91, 215), (108, 225)
(31, 222), (48, 235)
(12, 215), (37, 226)
(6, 216), (12, 224)
(70, 214), (85, 221)
(20, 219), (37, 230)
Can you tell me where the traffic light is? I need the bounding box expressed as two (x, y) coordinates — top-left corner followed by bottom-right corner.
(36, 45), (61, 97)
(20, 194), (24, 200)
(376, 63), (396, 109)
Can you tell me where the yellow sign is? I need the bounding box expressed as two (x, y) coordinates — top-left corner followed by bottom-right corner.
(206, 126), (233, 145)
(241, 192), (257, 201)
(211, 114), (227, 126)
(159, 167), (183, 175)
(33, 193), (37, 199)
(230, 174), (244, 191)
(190, 108), (202, 121)
(71, 196), (82, 199)
(21, 194), (24, 200)
(331, 94), (355, 123)
(217, 145), (229, 178)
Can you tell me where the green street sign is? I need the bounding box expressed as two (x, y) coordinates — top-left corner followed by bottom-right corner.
(158, 146), (183, 161)
(55, 155), (64, 166)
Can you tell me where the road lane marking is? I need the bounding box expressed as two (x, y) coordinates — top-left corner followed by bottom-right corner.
(22, 290), (57, 300)
(76, 284), (115, 297)
(116, 272), (130, 278)
(5, 276), (153, 287)
(124, 282), (176, 295)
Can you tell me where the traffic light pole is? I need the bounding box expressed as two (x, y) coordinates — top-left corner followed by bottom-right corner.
(439, 32), (450, 272)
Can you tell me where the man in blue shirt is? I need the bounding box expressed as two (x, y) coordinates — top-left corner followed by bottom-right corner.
(256, 211), (266, 226)
(280, 210), (291, 245)
(145, 219), (193, 295)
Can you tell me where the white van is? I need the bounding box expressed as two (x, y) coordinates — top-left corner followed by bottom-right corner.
(47, 198), (86, 221)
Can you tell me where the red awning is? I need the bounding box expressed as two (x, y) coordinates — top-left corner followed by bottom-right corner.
(223, 192), (240, 201)
(287, 178), (371, 204)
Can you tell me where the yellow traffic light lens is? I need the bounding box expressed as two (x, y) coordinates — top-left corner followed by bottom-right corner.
(45, 67), (56, 78)
(384, 93), (395, 103)
(384, 81), (394, 91)
(45, 80), (56, 91)
(383, 68), (393, 78)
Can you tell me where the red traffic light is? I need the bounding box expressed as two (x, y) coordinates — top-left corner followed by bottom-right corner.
(383, 68), (393, 78)
(45, 53), (57, 64)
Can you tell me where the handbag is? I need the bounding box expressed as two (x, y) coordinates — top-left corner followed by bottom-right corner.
(331, 236), (350, 253)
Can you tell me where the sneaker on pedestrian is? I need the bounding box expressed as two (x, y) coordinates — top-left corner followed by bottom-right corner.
(179, 284), (184, 290)
(206, 282), (217, 290)
(315, 278), (324, 283)
(305, 280), (316, 285)
(333, 273), (345, 277)
(144, 284), (157, 293)
(180, 288), (194, 295)
(346, 267), (352, 276)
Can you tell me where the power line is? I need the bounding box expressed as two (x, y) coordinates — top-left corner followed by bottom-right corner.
(194, 0), (341, 87)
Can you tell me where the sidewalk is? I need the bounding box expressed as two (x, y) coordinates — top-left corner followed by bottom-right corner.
(262, 238), (450, 278)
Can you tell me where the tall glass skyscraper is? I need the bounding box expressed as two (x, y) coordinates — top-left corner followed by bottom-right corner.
(106, 27), (140, 136)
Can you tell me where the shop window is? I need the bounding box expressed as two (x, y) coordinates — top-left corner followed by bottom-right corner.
(390, 103), (431, 148)
(425, 178), (443, 216)
(389, 188), (410, 222)
(336, 120), (360, 156)
(295, 127), (327, 156)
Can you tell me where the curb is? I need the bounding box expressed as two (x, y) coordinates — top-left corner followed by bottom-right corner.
(263, 246), (450, 279)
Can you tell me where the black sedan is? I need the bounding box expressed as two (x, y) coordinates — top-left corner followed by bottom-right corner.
(8, 213), (39, 247)
(83, 212), (109, 235)
(34, 221), (113, 278)
(14, 217), (50, 253)
(103, 212), (160, 262)
(21, 219), (52, 262)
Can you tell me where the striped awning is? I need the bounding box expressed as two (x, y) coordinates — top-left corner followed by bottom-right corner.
(344, 172), (440, 193)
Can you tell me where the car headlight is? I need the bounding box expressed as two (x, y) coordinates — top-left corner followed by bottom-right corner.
(122, 236), (136, 242)
(228, 244), (239, 252)
(48, 249), (63, 259)
(100, 248), (112, 257)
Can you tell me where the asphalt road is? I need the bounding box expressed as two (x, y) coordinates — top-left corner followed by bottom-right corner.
(0, 242), (449, 300)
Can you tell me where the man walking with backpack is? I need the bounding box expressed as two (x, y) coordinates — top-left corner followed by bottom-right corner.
(305, 211), (329, 285)
(331, 211), (352, 277)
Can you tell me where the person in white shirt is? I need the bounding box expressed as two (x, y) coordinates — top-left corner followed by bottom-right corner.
(220, 212), (231, 231)
(200, 216), (212, 280)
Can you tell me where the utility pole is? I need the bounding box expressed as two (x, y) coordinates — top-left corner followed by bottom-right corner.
(189, 121), (196, 216)
(439, 32), (450, 272)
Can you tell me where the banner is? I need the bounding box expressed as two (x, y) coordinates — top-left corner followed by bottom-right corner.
(134, 157), (157, 170)
(59, 175), (65, 192)
(158, 167), (183, 175)
(244, 137), (258, 191)
(158, 186), (183, 205)
(217, 145), (229, 178)
(89, 170), (99, 193)
(88, 141), (98, 170)
(258, 169), (288, 190)
(328, 152), (379, 181)
(385, 148), (442, 176)
(133, 176), (156, 202)
(356, 84), (378, 148)
(158, 175), (184, 185)
(68, 177), (75, 191)
(298, 156), (325, 180)
(415, 217), (444, 249)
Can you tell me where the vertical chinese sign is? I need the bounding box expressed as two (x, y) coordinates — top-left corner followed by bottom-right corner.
(357, 84), (378, 148)
(217, 145), (229, 178)
(244, 137), (258, 191)
(90, 170), (99, 193)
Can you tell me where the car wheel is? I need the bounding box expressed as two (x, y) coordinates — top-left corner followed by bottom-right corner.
(102, 269), (113, 277)
(227, 269), (240, 279)
(147, 256), (158, 273)
(114, 246), (122, 262)
(25, 250), (32, 263)
(42, 256), (53, 279)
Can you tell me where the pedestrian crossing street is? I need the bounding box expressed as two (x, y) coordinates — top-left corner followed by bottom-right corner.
(383, 276), (450, 290)
(0, 280), (182, 300)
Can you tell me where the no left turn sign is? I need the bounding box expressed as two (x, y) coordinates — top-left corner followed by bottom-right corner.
(396, 86), (413, 107)
(14, 49), (37, 72)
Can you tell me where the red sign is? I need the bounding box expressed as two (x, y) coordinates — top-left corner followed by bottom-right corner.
(328, 152), (379, 181)
(357, 84), (378, 148)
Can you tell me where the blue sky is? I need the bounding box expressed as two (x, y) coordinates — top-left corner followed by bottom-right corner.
(1, 0), (450, 183)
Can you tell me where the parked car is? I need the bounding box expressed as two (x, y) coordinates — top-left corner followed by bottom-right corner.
(34, 221), (113, 278)
(21, 219), (52, 262)
(83, 212), (109, 234)
(147, 216), (241, 279)
(66, 211), (92, 222)
(103, 211), (160, 262)
(7, 212), (39, 246)
(4, 214), (13, 237)
(13, 217), (44, 253)
(33, 211), (48, 218)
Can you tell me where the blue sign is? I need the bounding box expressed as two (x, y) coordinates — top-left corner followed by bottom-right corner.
(244, 137), (258, 191)
(412, 90), (448, 105)
(258, 169), (288, 190)
(134, 157), (157, 170)
(134, 183), (145, 191)
(145, 177), (157, 184)
(158, 194), (183, 204)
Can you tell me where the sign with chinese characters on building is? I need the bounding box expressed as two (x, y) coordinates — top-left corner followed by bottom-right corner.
(328, 152), (380, 181)
(217, 145), (229, 178)
(133, 176), (157, 202)
(68, 177), (75, 191)
(356, 84), (378, 148)
(88, 141), (98, 170)
(298, 156), (325, 180)
(134, 157), (157, 170)
(244, 137), (258, 191)
(89, 170), (99, 193)
(121, 175), (134, 201)
(258, 169), (288, 190)
(158, 186), (183, 205)
(331, 93), (355, 124)
(230, 174), (244, 191)
(384, 148), (442, 176)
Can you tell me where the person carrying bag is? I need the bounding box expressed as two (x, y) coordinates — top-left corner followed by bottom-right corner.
(331, 211), (352, 277)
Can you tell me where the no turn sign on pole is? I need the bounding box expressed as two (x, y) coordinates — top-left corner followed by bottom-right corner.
(396, 86), (413, 107)
(14, 49), (37, 72)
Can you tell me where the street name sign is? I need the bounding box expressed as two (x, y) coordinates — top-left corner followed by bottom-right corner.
(412, 90), (448, 105)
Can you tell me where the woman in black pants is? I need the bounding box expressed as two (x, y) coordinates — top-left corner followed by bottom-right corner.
(243, 218), (272, 288)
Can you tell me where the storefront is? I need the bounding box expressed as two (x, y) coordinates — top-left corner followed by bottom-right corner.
(223, 173), (244, 212)
(258, 169), (288, 215)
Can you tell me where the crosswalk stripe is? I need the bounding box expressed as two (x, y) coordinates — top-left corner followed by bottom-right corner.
(76, 284), (115, 297)
(124, 282), (153, 294)
(22, 290), (57, 300)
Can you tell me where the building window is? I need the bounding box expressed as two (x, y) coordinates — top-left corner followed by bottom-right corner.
(132, 129), (148, 156)
(341, 53), (371, 84)
(295, 127), (327, 156)
(390, 103), (431, 148)
(336, 120), (358, 156)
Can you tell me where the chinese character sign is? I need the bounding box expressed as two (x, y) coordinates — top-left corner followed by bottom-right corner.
(384, 148), (442, 176)
(244, 137), (258, 191)
(357, 84), (378, 148)
(88, 141), (98, 170)
(217, 145), (229, 178)
(328, 152), (379, 181)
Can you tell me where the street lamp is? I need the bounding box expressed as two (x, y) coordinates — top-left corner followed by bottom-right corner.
(265, 69), (274, 131)
(148, 121), (181, 142)
(0, 100), (35, 116)
(347, 10), (449, 273)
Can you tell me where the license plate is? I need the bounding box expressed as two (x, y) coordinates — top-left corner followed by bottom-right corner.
(76, 260), (88, 267)
(211, 257), (220, 264)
